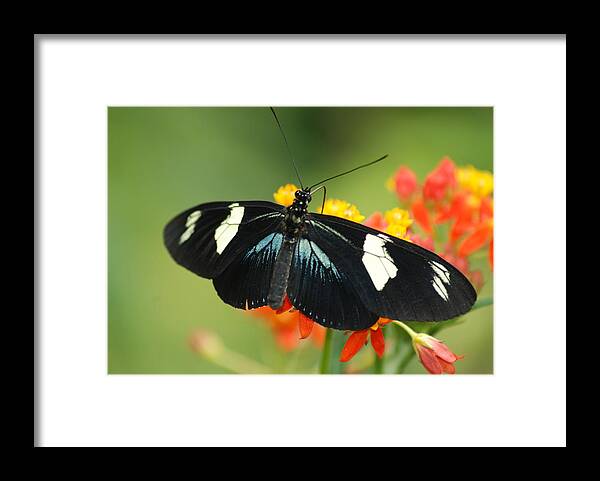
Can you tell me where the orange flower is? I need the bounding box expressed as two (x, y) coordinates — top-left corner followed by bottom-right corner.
(248, 295), (325, 351)
(298, 311), (315, 339)
(411, 197), (433, 234)
(275, 295), (293, 314)
(434, 190), (466, 224)
(480, 196), (494, 222)
(449, 193), (482, 242)
(457, 219), (493, 258)
(339, 318), (392, 362)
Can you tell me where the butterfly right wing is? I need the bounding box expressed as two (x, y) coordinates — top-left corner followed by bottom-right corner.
(163, 201), (285, 279)
(305, 213), (477, 322)
(286, 235), (379, 331)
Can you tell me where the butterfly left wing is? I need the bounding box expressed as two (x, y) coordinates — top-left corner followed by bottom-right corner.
(304, 213), (477, 323)
(211, 231), (290, 310)
(163, 201), (285, 279)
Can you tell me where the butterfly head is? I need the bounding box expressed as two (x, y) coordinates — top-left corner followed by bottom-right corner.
(294, 188), (312, 206)
(284, 188), (312, 232)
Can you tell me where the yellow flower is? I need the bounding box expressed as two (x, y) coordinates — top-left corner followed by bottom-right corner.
(385, 223), (410, 240)
(273, 185), (365, 223)
(384, 207), (413, 230)
(456, 166), (493, 198)
(376, 207), (414, 240)
(322, 199), (365, 223)
(273, 184), (299, 207)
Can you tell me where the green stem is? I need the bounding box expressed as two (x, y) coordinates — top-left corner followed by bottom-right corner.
(392, 320), (417, 338)
(319, 328), (333, 374)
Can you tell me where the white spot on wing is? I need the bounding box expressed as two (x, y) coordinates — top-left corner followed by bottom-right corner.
(214, 203), (245, 254)
(179, 210), (202, 244)
(430, 261), (450, 284)
(186, 210), (201, 227)
(362, 234), (398, 291)
(431, 276), (449, 301)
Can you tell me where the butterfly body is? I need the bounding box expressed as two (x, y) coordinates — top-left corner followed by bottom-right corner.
(164, 187), (477, 331)
(267, 187), (312, 310)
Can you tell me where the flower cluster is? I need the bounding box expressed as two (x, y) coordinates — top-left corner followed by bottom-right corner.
(246, 158), (492, 374)
(387, 156), (494, 289)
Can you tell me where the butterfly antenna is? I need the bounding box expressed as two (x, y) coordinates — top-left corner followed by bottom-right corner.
(269, 107), (304, 189)
(309, 154), (389, 191)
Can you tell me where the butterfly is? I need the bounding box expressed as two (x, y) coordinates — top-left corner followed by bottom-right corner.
(163, 109), (476, 331)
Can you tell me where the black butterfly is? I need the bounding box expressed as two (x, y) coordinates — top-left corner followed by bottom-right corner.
(163, 110), (476, 331)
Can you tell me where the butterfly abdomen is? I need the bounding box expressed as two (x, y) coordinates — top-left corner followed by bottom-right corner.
(267, 236), (297, 310)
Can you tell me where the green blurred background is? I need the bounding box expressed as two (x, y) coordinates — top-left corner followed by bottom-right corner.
(108, 107), (493, 374)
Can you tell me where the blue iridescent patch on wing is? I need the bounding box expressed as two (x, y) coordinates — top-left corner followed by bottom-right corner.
(296, 237), (341, 277)
(244, 232), (283, 259)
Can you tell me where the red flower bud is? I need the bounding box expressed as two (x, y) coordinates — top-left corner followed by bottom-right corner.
(423, 172), (448, 202)
(363, 211), (388, 231)
(413, 334), (463, 374)
(392, 166), (418, 201)
(423, 157), (457, 202)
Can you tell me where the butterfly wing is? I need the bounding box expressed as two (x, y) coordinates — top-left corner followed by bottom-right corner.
(163, 201), (285, 279)
(303, 213), (477, 323)
(286, 236), (379, 330)
(212, 231), (287, 310)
